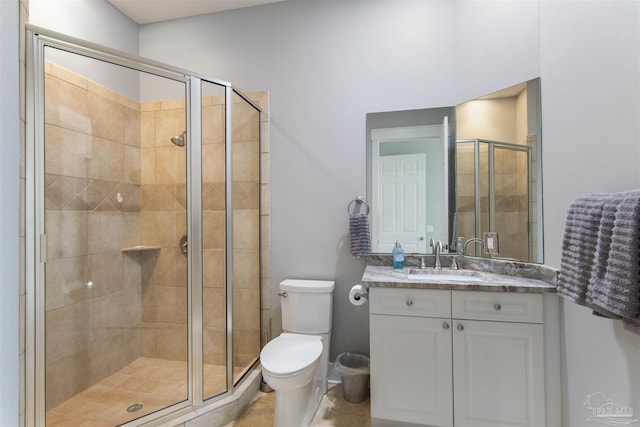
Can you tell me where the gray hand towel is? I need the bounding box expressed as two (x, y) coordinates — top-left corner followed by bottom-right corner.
(557, 193), (607, 304)
(586, 191), (640, 322)
(350, 213), (371, 257)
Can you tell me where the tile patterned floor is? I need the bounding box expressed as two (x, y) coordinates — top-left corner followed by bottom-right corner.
(46, 357), (232, 426)
(224, 384), (371, 427)
(45, 357), (369, 426)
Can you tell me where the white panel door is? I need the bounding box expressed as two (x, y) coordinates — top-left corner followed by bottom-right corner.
(370, 314), (453, 427)
(377, 153), (426, 253)
(452, 320), (545, 427)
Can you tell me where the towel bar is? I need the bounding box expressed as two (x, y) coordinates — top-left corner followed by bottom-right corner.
(348, 196), (370, 215)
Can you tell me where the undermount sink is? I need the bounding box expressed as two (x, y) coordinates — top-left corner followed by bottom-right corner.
(407, 269), (482, 282)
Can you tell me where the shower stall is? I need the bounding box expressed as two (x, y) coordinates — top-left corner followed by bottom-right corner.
(25, 28), (266, 426)
(455, 139), (536, 262)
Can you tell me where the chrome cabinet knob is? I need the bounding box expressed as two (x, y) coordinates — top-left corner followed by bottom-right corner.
(457, 323), (464, 331)
(442, 322), (450, 330)
(493, 303), (502, 311)
(406, 299), (413, 307)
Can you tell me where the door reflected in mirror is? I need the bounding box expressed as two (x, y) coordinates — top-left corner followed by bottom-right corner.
(366, 78), (542, 263)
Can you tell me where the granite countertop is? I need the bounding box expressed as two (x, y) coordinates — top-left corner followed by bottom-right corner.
(362, 260), (557, 293)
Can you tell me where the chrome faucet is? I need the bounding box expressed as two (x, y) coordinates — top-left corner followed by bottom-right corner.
(463, 238), (485, 255)
(430, 238), (443, 270)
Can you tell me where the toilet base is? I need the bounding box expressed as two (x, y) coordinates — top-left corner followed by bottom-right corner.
(273, 379), (318, 427)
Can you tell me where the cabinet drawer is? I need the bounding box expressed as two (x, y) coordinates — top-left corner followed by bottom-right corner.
(452, 291), (543, 323)
(370, 288), (451, 318)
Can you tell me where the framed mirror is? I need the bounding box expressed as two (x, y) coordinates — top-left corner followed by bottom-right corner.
(366, 78), (542, 263)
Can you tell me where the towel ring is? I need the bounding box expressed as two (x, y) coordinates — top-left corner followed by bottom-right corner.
(348, 196), (370, 215)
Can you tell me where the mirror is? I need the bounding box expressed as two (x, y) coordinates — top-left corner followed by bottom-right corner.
(366, 78), (542, 263)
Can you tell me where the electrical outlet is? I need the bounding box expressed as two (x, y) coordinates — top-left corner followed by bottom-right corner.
(483, 232), (499, 254)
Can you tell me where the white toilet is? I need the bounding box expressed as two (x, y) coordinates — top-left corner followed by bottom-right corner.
(260, 279), (335, 427)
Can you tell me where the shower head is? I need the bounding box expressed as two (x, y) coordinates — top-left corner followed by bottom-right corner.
(171, 131), (186, 147)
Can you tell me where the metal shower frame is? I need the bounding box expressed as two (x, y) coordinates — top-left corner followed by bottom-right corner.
(25, 24), (262, 426)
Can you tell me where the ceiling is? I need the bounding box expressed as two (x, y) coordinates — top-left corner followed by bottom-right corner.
(107, 0), (286, 25)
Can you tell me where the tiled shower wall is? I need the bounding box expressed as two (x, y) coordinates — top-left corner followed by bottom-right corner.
(456, 143), (530, 261)
(139, 99), (189, 361)
(36, 61), (269, 411)
(43, 62), (143, 410)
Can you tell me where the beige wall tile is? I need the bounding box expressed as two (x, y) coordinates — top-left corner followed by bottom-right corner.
(45, 348), (91, 410)
(123, 107), (141, 147)
(203, 249), (226, 288)
(45, 256), (90, 311)
(140, 148), (156, 185)
(154, 147), (177, 184)
(233, 182), (259, 210)
(46, 300), (91, 362)
(202, 104), (225, 145)
(49, 63), (88, 90)
(87, 80), (117, 102)
(232, 102), (259, 142)
(88, 253), (124, 297)
(87, 212), (125, 254)
(233, 210), (259, 250)
(233, 249), (259, 289)
(232, 288), (260, 331)
(161, 99), (185, 111)
(155, 109), (185, 148)
(88, 91), (124, 143)
(90, 290), (140, 343)
(232, 142), (259, 182)
(154, 324), (188, 361)
(140, 111), (155, 148)
(45, 125), (89, 178)
(203, 287), (226, 329)
(88, 137), (124, 182)
(45, 75), (91, 134)
(46, 210), (88, 260)
(203, 328), (226, 366)
(45, 175), (89, 211)
(202, 143), (225, 183)
(202, 182), (225, 210)
(203, 210), (226, 250)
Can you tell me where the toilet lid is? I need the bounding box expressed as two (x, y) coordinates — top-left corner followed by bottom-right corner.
(260, 334), (323, 376)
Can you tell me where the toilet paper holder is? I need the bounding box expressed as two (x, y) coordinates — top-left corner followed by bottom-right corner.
(353, 290), (368, 301)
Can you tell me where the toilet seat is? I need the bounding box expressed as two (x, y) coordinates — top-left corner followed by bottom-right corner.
(260, 333), (322, 376)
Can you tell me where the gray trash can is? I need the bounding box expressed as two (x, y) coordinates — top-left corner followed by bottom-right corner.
(335, 352), (370, 403)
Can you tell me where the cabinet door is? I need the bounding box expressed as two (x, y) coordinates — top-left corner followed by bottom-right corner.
(453, 320), (545, 427)
(370, 314), (453, 427)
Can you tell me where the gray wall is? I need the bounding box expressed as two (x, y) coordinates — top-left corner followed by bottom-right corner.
(540, 2), (640, 424)
(1, 0), (20, 425)
(30, 0), (140, 99)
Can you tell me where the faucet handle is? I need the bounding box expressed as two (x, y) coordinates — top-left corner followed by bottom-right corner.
(420, 256), (427, 269)
(450, 257), (459, 270)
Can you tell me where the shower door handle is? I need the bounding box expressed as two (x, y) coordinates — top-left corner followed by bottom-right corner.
(179, 235), (188, 255)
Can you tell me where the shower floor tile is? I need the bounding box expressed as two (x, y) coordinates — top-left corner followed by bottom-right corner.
(45, 357), (234, 426)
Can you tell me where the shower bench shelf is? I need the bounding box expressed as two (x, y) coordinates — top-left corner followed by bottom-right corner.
(120, 245), (161, 252)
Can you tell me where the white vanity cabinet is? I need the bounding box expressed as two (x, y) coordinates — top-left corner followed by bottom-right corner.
(370, 288), (547, 427)
(451, 291), (545, 427)
(370, 288), (454, 426)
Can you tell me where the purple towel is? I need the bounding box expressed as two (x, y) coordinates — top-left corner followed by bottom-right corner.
(558, 190), (640, 326)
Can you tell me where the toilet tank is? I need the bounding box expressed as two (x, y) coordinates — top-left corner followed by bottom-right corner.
(280, 279), (335, 334)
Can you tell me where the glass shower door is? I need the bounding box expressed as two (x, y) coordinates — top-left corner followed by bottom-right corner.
(42, 46), (189, 426)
